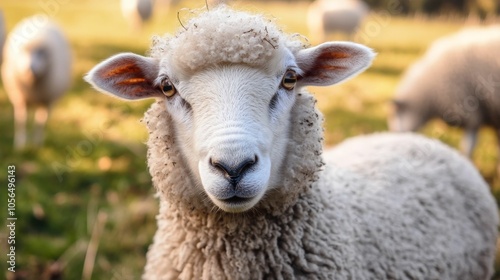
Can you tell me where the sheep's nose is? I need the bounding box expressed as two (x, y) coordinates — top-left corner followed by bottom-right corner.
(210, 156), (257, 185)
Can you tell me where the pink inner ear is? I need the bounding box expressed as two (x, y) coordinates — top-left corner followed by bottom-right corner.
(104, 60), (152, 94)
(299, 46), (372, 86)
(92, 55), (162, 100)
(314, 48), (353, 72)
(296, 42), (374, 87)
(101, 59), (142, 78)
(319, 50), (351, 60)
(299, 49), (352, 83)
(118, 77), (147, 85)
(302, 52), (348, 82)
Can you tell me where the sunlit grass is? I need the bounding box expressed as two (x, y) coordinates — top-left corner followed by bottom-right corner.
(0, 0), (498, 279)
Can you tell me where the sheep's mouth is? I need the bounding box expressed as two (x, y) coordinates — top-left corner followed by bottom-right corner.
(211, 194), (264, 213)
(220, 196), (252, 204)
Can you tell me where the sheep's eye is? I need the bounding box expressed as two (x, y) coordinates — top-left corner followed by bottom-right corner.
(160, 78), (176, 97)
(281, 70), (297, 90)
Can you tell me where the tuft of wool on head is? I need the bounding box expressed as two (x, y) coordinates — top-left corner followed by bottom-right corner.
(149, 6), (307, 72)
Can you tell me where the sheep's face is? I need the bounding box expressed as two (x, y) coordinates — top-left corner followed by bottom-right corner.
(86, 38), (374, 213)
(388, 99), (428, 132)
(7, 45), (48, 85)
(388, 60), (433, 133)
(160, 61), (300, 212)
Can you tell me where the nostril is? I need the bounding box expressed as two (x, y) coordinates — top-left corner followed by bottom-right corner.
(209, 155), (258, 181)
(209, 158), (232, 178)
(210, 158), (228, 173)
(238, 156), (257, 176)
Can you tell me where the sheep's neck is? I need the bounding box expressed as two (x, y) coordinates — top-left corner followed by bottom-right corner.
(145, 188), (334, 279)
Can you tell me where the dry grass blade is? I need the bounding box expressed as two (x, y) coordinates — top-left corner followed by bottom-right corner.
(82, 211), (108, 280)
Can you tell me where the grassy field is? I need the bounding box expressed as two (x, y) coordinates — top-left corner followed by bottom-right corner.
(0, 0), (499, 279)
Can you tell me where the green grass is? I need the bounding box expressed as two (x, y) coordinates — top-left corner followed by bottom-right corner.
(0, 0), (499, 279)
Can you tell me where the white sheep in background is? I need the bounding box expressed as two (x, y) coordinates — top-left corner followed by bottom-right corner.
(156, 0), (226, 10)
(2, 16), (72, 149)
(86, 7), (498, 279)
(388, 25), (500, 173)
(0, 11), (6, 66)
(207, 0), (228, 7)
(307, 0), (369, 43)
(121, 0), (154, 30)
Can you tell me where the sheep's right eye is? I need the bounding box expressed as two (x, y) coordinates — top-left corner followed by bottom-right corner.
(160, 79), (177, 97)
(281, 70), (297, 90)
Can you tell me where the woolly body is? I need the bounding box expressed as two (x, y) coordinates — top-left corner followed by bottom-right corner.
(2, 16), (71, 148)
(389, 25), (500, 164)
(307, 0), (369, 42)
(85, 7), (498, 279)
(144, 100), (497, 279)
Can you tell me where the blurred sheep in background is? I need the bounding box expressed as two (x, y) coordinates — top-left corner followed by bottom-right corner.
(206, 0), (229, 7)
(0, 11), (6, 66)
(1, 16), (72, 149)
(307, 0), (369, 43)
(121, 0), (154, 30)
(388, 25), (500, 172)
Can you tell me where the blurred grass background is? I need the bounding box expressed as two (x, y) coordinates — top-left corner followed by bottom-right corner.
(0, 0), (498, 279)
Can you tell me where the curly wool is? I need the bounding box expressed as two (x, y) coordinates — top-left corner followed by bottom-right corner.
(149, 6), (306, 72)
(322, 133), (498, 279)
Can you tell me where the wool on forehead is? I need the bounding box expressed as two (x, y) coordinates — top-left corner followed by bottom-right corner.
(149, 6), (306, 71)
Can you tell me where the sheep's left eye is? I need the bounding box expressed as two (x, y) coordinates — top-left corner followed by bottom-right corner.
(160, 78), (176, 97)
(281, 70), (297, 90)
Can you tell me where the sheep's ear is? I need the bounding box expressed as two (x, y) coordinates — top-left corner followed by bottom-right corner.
(296, 42), (375, 87)
(84, 53), (163, 100)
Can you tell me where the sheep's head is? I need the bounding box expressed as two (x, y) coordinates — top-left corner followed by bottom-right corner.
(85, 7), (374, 213)
(388, 61), (433, 132)
(8, 35), (51, 84)
(388, 99), (429, 132)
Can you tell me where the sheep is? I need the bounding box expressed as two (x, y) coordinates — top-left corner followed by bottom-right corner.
(307, 0), (369, 43)
(2, 16), (72, 149)
(121, 0), (154, 30)
(85, 7), (498, 279)
(388, 25), (500, 174)
(207, 0), (229, 7)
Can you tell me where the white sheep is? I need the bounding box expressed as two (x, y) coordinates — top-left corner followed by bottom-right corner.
(207, 0), (229, 7)
(2, 16), (72, 149)
(388, 25), (500, 173)
(121, 0), (154, 30)
(85, 7), (498, 279)
(307, 0), (369, 43)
